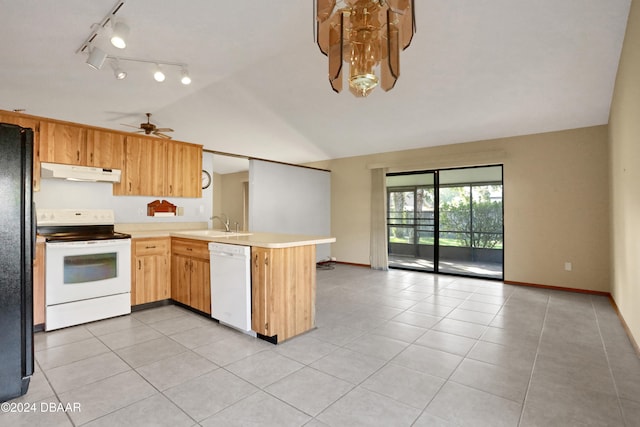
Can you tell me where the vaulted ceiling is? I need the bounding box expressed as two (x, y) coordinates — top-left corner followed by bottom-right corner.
(0, 1), (631, 172)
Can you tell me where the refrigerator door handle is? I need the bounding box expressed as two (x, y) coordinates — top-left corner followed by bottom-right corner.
(32, 202), (36, 261)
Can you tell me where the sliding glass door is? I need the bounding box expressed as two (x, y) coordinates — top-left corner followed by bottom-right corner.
(387, 173), (436, 271)
(387, 166), (503, 279)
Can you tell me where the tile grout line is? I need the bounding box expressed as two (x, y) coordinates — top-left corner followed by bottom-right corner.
(306, 276), (460, 425)
(85, 316), (200, 427)
(32, 358), (77, 427)
(516, 291), (550, 427)
(591, 296), (628, 426)
(75, 310), (210, 425)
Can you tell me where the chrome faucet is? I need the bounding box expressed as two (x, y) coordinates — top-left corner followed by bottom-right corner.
(210, 214), (230, 232)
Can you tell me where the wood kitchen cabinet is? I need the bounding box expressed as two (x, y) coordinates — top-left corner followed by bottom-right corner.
(114, 136), (167, 196)
(33, 241), (45, 327)
(39, 121), (125, 171)
(171, 238), (211, 314)
(85, 129), (125, 169)
(39, 120), (86, 165)
(251, 245), (316, 343)
(166, 141), (202, 198)
(1, 109), (201, 197)
(114, 137), (202, 197)
(131, 237), (171, 306)
(0, 111), (41, 191)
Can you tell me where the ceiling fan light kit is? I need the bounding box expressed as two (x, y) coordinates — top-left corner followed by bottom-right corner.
(76, 0), (192, 85)
(315, 0), (416, 97)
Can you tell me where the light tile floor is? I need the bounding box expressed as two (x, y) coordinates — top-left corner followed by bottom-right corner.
(4, 265), (640, 426)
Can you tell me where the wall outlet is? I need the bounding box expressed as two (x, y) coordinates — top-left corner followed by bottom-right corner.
(564, 262), (572, 271)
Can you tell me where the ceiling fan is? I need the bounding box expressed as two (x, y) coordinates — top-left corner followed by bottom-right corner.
(122, 113), (174, 139)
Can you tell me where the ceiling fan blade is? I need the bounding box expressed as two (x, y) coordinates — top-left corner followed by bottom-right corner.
(154, 131), (173, 139)
(155, 128), (174, 132)
(121, 123), (140, 129)
(106, 111), (143, 121)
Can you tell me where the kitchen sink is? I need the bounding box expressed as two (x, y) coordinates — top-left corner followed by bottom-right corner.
(175, 229), (253, 238)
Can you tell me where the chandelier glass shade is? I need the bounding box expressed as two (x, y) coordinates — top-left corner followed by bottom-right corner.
(316, 0), (415, 97)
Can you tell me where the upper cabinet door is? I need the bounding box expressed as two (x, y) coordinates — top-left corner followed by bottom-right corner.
(85, 129), (125, 170)
(0, 112), (41, 192)
(114, 136), (167, 196)
(39, 121), (86, 165)
(166, 141), (202, 198)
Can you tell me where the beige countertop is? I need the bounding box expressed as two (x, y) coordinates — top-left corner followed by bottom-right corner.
(121, 228), (335, 249)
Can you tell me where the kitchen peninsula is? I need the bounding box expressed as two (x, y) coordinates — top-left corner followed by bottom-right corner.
(121, 226), (335, 344)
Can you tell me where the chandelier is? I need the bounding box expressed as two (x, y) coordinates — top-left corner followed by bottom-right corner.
(315, 0), (415, 97)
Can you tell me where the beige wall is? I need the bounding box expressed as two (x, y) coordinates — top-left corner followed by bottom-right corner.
(609, 0), (640, 344)
(212, 172), (223, 218)
(216, 171), (249, 230)
(309, 125), (610, 292)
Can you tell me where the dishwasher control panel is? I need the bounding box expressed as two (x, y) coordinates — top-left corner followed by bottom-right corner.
(208, 242), (249, 256)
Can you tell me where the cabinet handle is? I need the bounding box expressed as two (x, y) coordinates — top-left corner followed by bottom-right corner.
(76, 150), (80, 162)
(169, 184), (173, 194)
(187, 248), (192, 251)
(90, 152), (94, 163)
(265, 254), (269, 266)
(138, 260), (141, 270)
(128, 182), (132, 192)
(145, 245), (156, 249)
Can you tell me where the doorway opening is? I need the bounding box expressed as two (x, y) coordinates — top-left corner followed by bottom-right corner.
(387, 165), (503, 279)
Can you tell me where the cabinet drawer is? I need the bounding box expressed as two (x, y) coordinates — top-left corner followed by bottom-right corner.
(171, 238), (210, 259)
(134, 238), (170, 256)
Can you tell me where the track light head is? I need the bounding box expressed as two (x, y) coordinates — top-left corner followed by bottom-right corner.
(114, 68), (127, 79)
(110, 21), (129, 49)
(111, 59), (127, 80)
(180, 68), (191, 85)
(153, 65), (165, 82)
(86, 46), (107, 70)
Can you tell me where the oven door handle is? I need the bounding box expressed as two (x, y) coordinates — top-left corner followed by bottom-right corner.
(46, 239), (131, 248)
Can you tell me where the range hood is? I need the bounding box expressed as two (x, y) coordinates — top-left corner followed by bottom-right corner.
(40, 162), (121, 183)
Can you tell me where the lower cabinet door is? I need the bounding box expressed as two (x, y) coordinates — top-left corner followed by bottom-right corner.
(133, 254), (170, 305)
(251, 247), (271, 336)
(171, 253), (191, 306)
(190, 258), (211, 314)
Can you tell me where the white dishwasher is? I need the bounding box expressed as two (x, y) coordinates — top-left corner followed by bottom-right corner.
(208, 242), (254, 335)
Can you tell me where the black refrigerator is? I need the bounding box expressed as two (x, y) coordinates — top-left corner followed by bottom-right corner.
(0, 123), (34, 402)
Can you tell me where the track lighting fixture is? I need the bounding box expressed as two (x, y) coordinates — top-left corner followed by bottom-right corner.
(76, 1), (191, 85)
(76, 1), (126, 55)
(153, 65), (166, 82)
(111, 59), (127, 80)
(100, 57), (191, 83)
(110, 20), (129, 49)
(180, 68), (191, 85)
(86, 46), (107, 70)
